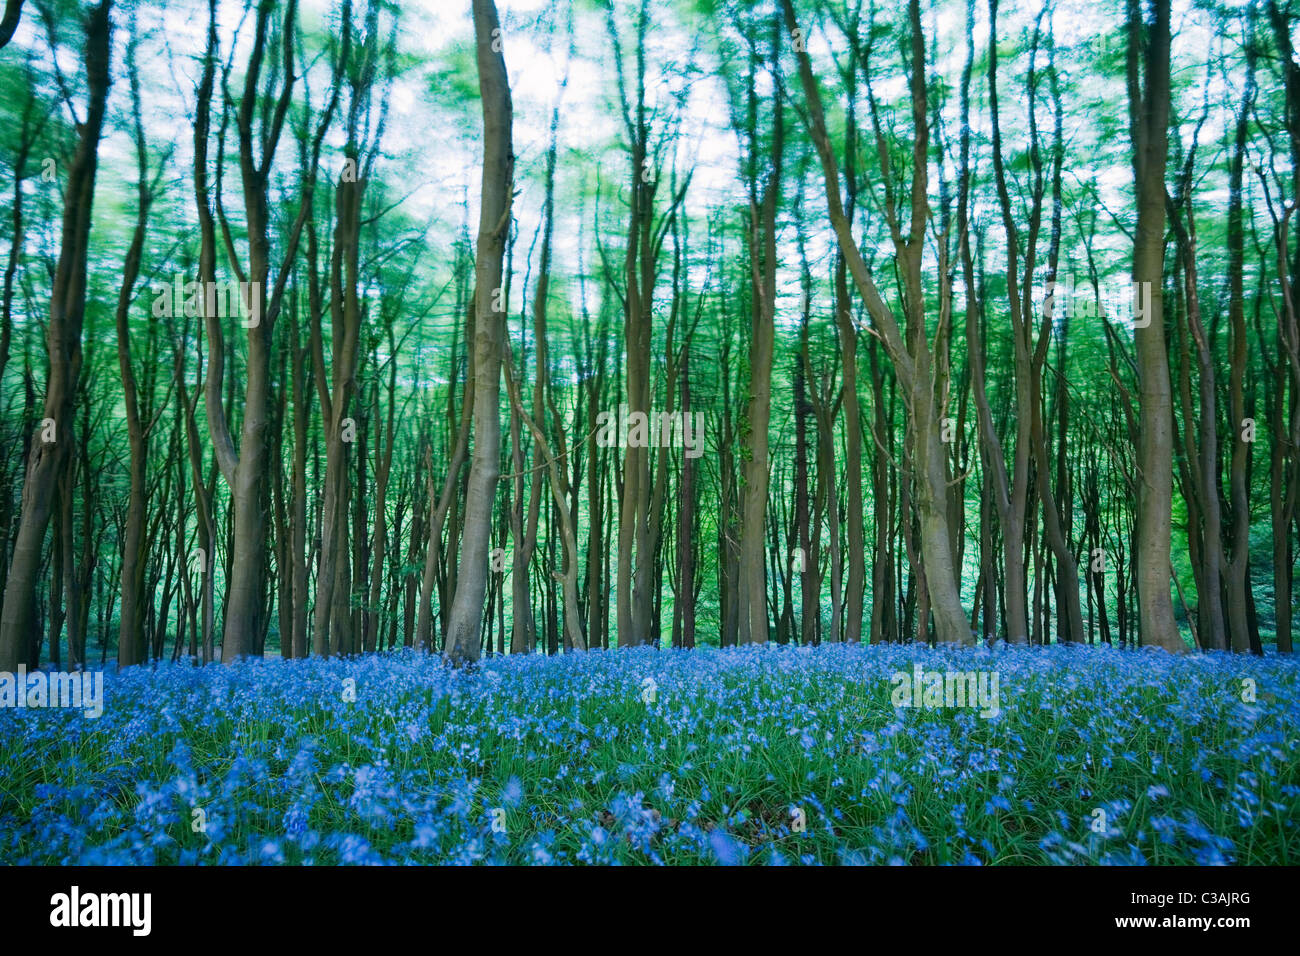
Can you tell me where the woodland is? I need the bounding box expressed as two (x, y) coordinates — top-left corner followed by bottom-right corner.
(0, 0), (1296, 668)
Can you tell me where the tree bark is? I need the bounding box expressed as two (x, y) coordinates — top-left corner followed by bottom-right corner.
(784, 0), (972, 645)
(0, 0), (112, 673)
(737, 23), (783, 645)
(1128, 0), (1184, 651)
(115, 32), (159, 667)
(442, 0), (514, 664)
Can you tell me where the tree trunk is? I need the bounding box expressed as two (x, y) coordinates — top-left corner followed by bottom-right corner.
(1225, 12), (1257, 653)
(1128, 0), (1184, 651)
(0, 0), (112, 673)
(785, 0), (971, 645)
(442, 0), (513, 665)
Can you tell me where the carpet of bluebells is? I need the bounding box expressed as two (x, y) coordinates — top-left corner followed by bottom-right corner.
(1, 643), (1297, 865)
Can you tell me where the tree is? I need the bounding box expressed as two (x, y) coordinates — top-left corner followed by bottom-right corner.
(1128, 0), (1184, 652)
(115, 16), (168, 666)
(0, 0), (111, 672)
(441, 0), (513, 665)
(736, 11), (783, 646)
(783, 0), (972, 645)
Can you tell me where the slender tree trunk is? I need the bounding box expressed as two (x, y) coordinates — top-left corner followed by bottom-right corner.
(0, 1), (112, 672)
(785, 0), (971, 645)
(442, 0), (513, 664)
(115, 30), (160, 667)
(1128, 0), (1184, 651)
(737, 30), (782, 645)
(1226, 13), (1257, 653)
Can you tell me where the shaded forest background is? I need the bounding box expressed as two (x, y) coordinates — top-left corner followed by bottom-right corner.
(0, 0), (1296, 668)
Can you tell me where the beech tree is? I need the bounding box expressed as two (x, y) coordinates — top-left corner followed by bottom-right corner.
(1128, 0), (1183, 652)
(441, 0), (513, 665)
(0, 0), (111, 672)
(0, 0), (1295, 666)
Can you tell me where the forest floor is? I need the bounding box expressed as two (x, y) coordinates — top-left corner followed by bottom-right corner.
(1, 643), (1296, 864)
